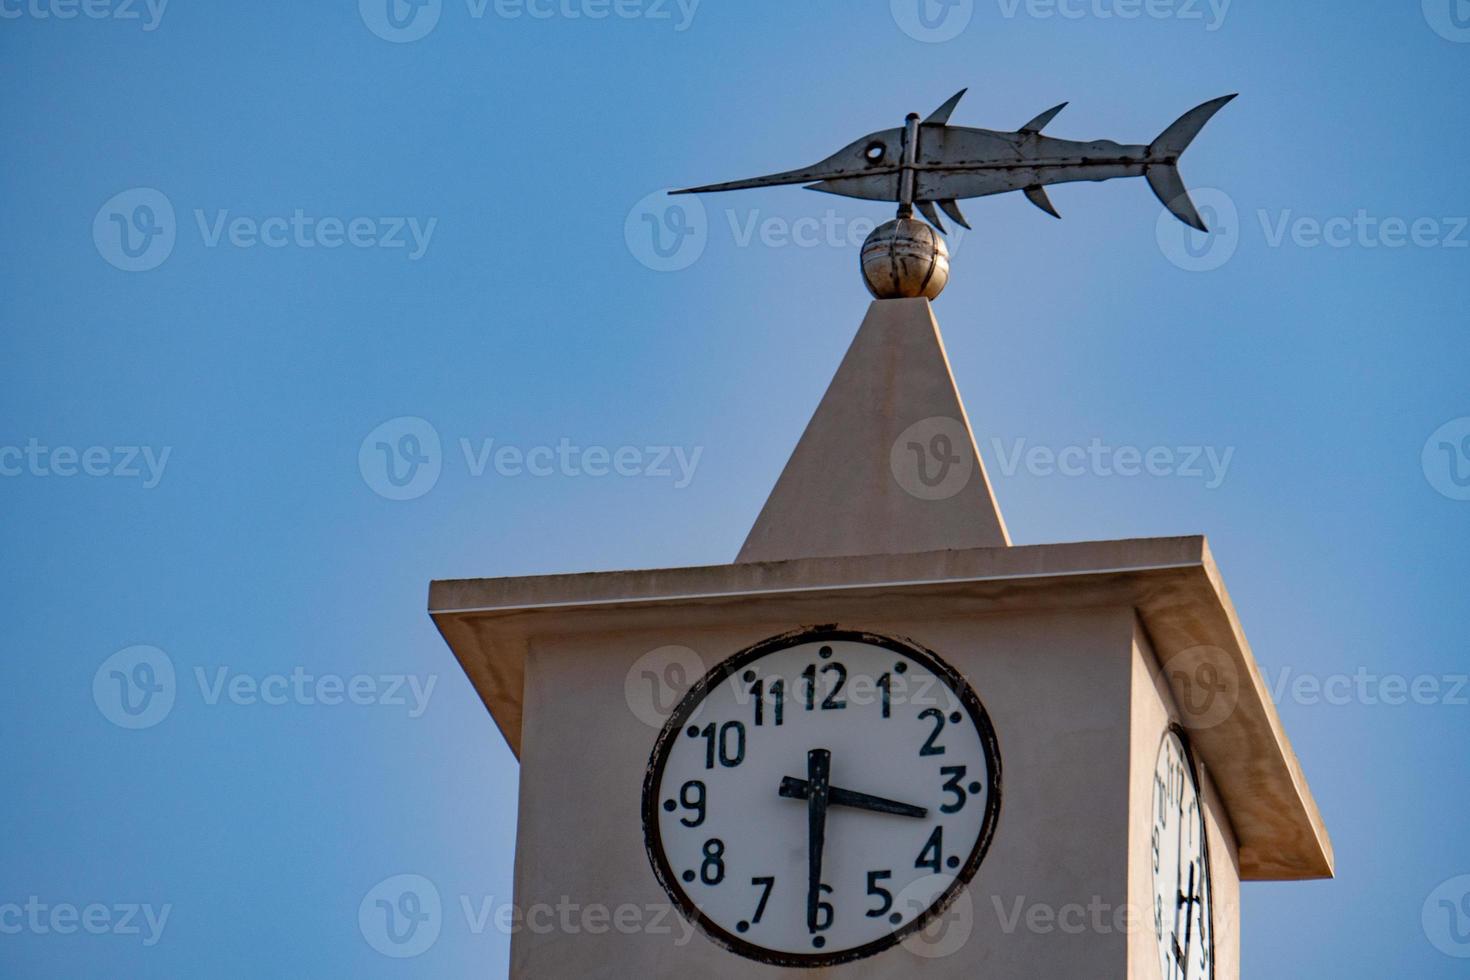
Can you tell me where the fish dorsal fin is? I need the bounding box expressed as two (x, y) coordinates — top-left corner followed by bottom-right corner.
(923, 89), (967, 126)
(1019, 102), (1068, 134)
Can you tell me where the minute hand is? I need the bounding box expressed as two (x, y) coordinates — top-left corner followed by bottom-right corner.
(780, 776), (929, 819)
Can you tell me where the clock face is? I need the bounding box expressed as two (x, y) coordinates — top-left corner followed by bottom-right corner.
(1151, 727), (1214, 980)
(641, 628), (1001, 968)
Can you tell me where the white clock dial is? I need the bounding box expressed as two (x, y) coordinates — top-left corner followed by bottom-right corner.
(1151, 728), (1214, 980)
(642, 629), (1001, 968)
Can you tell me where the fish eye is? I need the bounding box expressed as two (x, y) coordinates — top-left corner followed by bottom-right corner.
(864, 142), (885, 163)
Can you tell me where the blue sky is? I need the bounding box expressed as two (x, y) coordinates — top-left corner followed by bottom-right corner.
(2, 1), (1468, 976)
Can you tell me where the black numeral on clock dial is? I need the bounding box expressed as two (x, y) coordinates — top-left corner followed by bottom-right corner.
(749, 678), (784, 726)
(800, 662), (848, 711)
(865, 870), (894, 917)
(918, 707), (947, 756)
(693, 721), (746, 769)
(916, 826), (944, 873)
(700, 838), (726, 885)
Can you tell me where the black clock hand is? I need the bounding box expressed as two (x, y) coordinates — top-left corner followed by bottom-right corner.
(1180, 861), (1199, 953)
(805, 749), (831, 936)
(779, 776), (929, 819)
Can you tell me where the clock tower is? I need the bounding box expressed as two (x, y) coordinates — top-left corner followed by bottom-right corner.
(429, 295), (1333, 978)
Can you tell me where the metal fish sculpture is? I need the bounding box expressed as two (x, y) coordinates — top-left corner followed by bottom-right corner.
(672, 89), (1236, 233)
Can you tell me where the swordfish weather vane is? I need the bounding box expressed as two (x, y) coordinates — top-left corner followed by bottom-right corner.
(672, 88), (1236, 299)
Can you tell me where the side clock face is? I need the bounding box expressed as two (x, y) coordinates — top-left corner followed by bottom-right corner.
(1151, 727), (1214, 980)
(641, 628), (1001, 968)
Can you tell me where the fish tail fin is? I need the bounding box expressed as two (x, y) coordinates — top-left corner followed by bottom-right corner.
(1145, 165), (1206, 232)
(1146, 94), (1236, 232)
(1149, 94), (1237, 161)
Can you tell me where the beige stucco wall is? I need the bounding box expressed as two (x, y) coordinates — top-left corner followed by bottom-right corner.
(510, 605), (1144, 978)
(1128, 621), (1241, 979)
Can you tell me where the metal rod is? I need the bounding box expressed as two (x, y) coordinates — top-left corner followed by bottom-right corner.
(897, 112), (920, 218)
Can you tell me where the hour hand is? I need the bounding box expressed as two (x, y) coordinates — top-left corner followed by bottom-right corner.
(780, 776), (929, 819)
